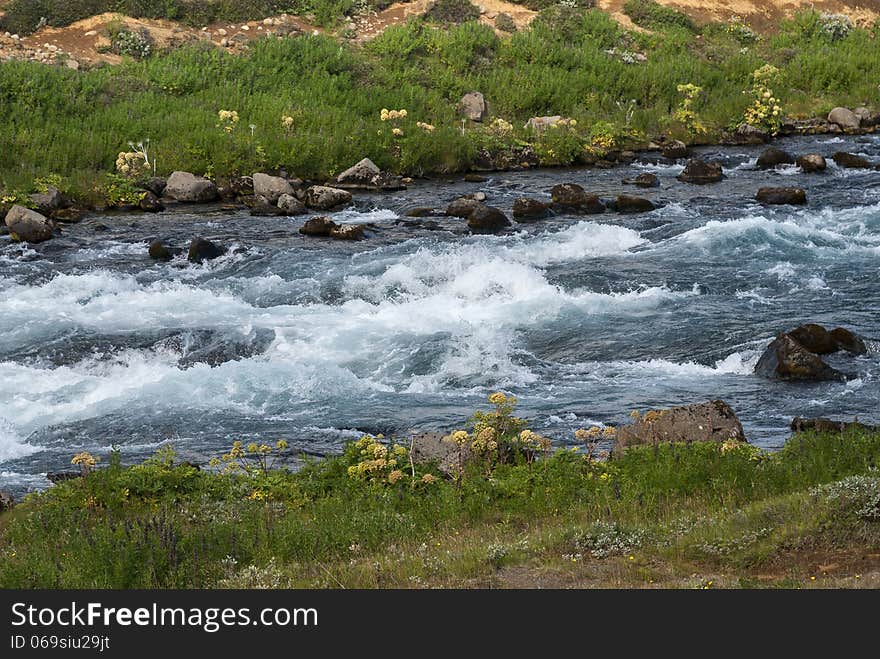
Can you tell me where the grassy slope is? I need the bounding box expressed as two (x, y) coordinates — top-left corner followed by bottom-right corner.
(1, 427), (879, 589)
(1, 7), (879, 203)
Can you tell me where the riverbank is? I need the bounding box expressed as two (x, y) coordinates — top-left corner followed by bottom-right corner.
(1, 394), (879, 588)
(2, 5), (880, 208)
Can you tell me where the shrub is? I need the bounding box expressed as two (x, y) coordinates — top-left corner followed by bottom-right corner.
(623, 0), (696, 33)
(424, 0), (481, 25)
(109, 27), (154, 59)
(495, 13), (517, 33)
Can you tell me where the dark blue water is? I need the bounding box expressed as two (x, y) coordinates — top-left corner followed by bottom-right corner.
(2, 134), (879, 495)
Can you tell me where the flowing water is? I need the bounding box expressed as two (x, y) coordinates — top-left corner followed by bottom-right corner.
(2, 135), (879, 495)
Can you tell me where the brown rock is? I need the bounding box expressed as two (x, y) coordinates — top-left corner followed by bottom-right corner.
(299, 216), (338, 237)
(512, 197), (552, 221)
(754, 333), (846, 382)
(550, 183), (604, 214)
(756, 187), (806, 205)
(614, 400), (747, 453)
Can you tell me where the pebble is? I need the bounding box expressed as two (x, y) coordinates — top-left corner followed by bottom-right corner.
(217, 28), (227, 36)
(84, 30), (97, 37)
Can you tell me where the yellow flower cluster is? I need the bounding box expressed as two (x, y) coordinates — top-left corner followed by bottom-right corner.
(392, 127), (404, 137)
(380, 108), (407, 121)
(550, 118), (578, 129)
(217, 109), (240, 134)
(115, 151), (149, 179)
(674, 83), (707, 135)
(518, 429), (551, 453)
(346, 434), (409, 485)
(471, 426), (498, 455)
(450, 430), (470, 446)
(281, 115), (294, 130)
(488, 117), (513, 135)
(416, 121), (435, 132)
(488, 391), (508, 406)
(742, 65), (783, 135)
(71, 451), (98, 469)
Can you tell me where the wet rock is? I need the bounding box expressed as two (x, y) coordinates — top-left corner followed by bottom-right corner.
(0, 490), (14, 512)
(329, 224), (365, 240)
(796, 153), (827, 173)
(304, 185), (352, 211)
(788, 323), (838, 354)
(249, 195), (285, 216)
(277, 193), (307, 215)
(832, 151), (871, 169)
(550, 183), (604, 214)
(187, 237), (226, 263)
(623, 172), (659, 188)
(854, 107), (874, 126)
(299, 216), (338, 236)
(512, 197), (552, 221)
(464, 174), (488, 183)
(677, 158), (723, 184)
(253, 172), (295, 203)
(612, 194), (656, 213)
(661, 140), (689, 159)
(51, 208), (86, 223)
(614, 400), (747, 453)
(756, 147), (795, 169)
(140, 177), (167, 197)
(754, 333), (846, 382)
(829, 327), (868, 355)
(29, 185), (62, 214)
(446, 197), (481, 218)
(756, 187), (806, 205)
(467, 204), (510, 233)
(148, 239), (181, 261)
(139, 191), (164, 213)
(46, 471), (80, 484)
(733, 123), (770, 144)
(336, 157), (404, 191)
(460, 91), (487, 122)
(404, 207), (438, 217)
(790, 417), (876, 434)
(4, 205), (54, 243)
(827, 107), (860, 131)
(165, 171), (219, 203)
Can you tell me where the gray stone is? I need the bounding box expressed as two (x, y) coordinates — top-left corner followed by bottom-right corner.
(446, 197), (481, 218)
(796, 153), (826, 173)
(460, 91), (487, 122)
(677, 158), (723, 184)
(29, 185), (62, 214)
(827, 107), (860, 130)
(277, 193), (307, 215)
(5, 205), (53, 243)
(165, 171), (219, 203)
(304, 185), (352, 210)
(524, 115), (562, 132)
(253, 172), (295, 204)
(614, 400), (747, 453)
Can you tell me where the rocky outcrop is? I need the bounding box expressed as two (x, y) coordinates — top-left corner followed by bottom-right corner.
(827, 107), (860, 131)
(410, 431), (474, 476)
(277, 193), (307, 216)
(187, 237), (226, 263)
(622, 172), (660, 188)
(467, 205), (510, 233)
(756, 187), (806, 205)
(253, 172), (295, 204)
(550, 183), (604, 214)
(5, 205), (54, 243)
(335, 158), (404, 191)
(139, 191), (164, 213)
(612, 195), (655, 213)
(756, 147), (795, 169)
(446, 197), (481, 218)
(329, 224), (365, 240)
(832, 151), (871, 169)
(460, 91), (487, 122)
(754, 333), (846, 382)
(299, 217), (338, 236)
(29, 185), (62, 214)
(661, 140), (689, 159)
(304, 185), (352, 211)
(796, 153), (827, 173)
(165, 171), (219, 203)
(677, 158), (723, 184)
(790, 417), (877, 434)
(512, 197), (552, 221)
(614, 400), (747, 453)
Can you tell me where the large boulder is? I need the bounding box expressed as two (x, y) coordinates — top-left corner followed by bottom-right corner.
(614, 400), (747, 453)
(335, 157), (405, 191)
(277, 193), (307, 216)
(788, 323), (838, 354)
(827, 107), (860, 131)
(677, 158), (723, 184)
(467, 204), (511, 233)
(524, 115), (562, 132)
(299, 216), (338, 237)
(756, 147), (795, 170)
(304, 185), (352, 211)
(661, 140), (689, 159)
(29, 185), (63, 214)
(756, 187), (806, 205)
(612, 195), (655, 213)
(512, 197), (552, 221)
(253, 172), (295, 204)
(187, 237), (226, 263)
(550, 183), (604, 214)
(5, 205), (54, 243)
(796, 153), (827, 173)
(460, 91), (487, 122)
(829, 327), (867, 355)
(329, 224), (365, 241)
(832, 151), (871, 169)
(754, 333), (846, 382)
(445, 197), (481, 218)
(410, 432), (474, 476)
(622, 172), (660, 188)
(165, 171), (219, 203)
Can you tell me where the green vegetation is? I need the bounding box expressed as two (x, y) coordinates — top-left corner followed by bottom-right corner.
(1, 393), (878, 589)
(0, 7), (878, 205)
(622, 0), (696, 33)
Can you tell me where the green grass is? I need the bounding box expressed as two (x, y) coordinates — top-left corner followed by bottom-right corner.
(1, 423), (878, 589)
(1, 8), (878, 205)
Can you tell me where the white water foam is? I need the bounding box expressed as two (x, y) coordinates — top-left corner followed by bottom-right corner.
(0, 417), (40, 463)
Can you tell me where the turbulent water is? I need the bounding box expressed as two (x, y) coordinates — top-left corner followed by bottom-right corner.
(2, 135), (879, 495)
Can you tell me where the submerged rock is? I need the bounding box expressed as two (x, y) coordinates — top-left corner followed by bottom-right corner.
(756, 147), (795, 169)
(754, 333), (846, 382)
(165, 171), (219, 203)
(5, 205), (54, 243)
(512, 197), (552, 221)
(299, 216), (338, 237)
(550, 183), (604, 214)
(677, 158), (723, 184)
(622, 172), (660, 188)
(614, 400), (747, 453)
(796, 153), (827, 173)
(148, 239), (179, 261)
(187, 237), (226, 263)
(832, 151), (871, 169)
(467, 204), (510, 233)
(756, 187), (806, 205)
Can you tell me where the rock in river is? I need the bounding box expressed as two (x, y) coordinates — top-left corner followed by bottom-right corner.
(187, 237), (226, 263)
(614, 400), (747, 453)
(754, 333), (846, 382)
(677, 158), (723, 184)
(756, 147), (795, 169)
(756, 187), (806, 205)
(4, 205), (54, 243)
(550, 183), (604, 214)
(512, 197), (552, 221)
(165, 171), (219, 203)
(468, 204), (511, 233)
(304, 185), (352, 211)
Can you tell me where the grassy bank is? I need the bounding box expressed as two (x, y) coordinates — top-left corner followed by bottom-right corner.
(1, 6), (879, 206)
(1, 395), (879, 589)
